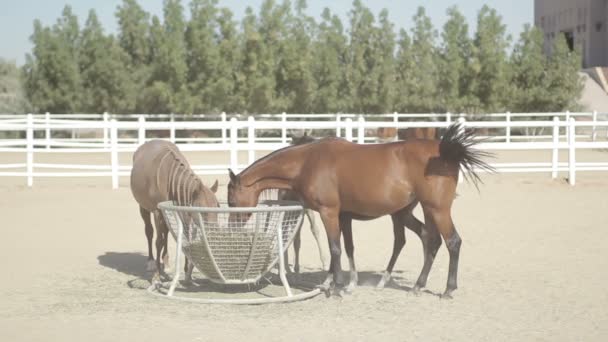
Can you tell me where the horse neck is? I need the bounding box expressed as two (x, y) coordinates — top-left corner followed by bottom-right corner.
(240, 147), (304, 192)
(158, 148), (199, 206)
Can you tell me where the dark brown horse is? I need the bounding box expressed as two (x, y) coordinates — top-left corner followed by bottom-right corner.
(228, 123), (493, 298)
(131, 140), (219, 284)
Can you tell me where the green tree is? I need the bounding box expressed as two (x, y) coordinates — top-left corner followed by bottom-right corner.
(238, 6), (274, 114)
(184, 0), (220, 113)
(438, 6), (473, 113)
(142, 0), (188, 113)
(213, 8), (242, 113)
(116, 0), (151, 112)
(372, 9), (396, 113)
(79, 10), (135, 113)
(0, 59), (30, 113)
(407, 7), (439, 112)
(472, 5), (511, 113)
(275, 0), (317, 113)
(346, 0), (383, 113)
(394, 29), (415, 113)
(23, 6), (82, 113)
(510, 24), (550, 112)
(116, 0), (150, 66)
(312, 8), (347, 113)
(546, 34), (583, 111)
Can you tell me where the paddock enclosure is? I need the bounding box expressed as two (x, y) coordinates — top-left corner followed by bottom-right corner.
(1, 149), (607, 341)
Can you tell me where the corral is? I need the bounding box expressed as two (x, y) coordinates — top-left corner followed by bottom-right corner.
(1, 148), (607, 341)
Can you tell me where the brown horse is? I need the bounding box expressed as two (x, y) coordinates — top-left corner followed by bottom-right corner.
(130, 140), (219, 284)
(228, 123), (493, 298)
(284, 133), (425, 291)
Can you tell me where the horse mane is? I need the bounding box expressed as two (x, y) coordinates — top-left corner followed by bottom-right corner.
(156, 146), (202, 206)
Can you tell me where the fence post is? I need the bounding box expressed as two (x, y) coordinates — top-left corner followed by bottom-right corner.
(568, 117), (576, 186)
(446, 112), (452, 124)
(336, 114), (341, 138)
(138, 115), (145, 146)
(357, 115), (365, 144)
(393, 112), (399, 141)
(110, 119), (119, 189)
(248, 116), (255, 164)
(592, 110), (597, 141)
(345, 118), (353, 142)
(565, 110), (570, 139)
(230, 117), (238, 172)
(26, 114), (34, 187)
(170, 113), (176, 143)
(457, 117), (466, 184)
(221, 112), (227, 144)
(506, 111), (511, 143)
(552, 117), (559, 179)
(45, 112), (51, 150)
(281, 112), (287, 144)
(103, 112), (109, 148)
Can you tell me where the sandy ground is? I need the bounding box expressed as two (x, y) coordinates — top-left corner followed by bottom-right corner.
(1, 150), (608, 342)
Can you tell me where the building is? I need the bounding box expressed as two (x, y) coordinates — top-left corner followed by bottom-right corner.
(534, 0), (608, 68)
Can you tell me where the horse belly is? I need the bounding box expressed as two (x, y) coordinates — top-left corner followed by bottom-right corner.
(338, 173), (415, 217)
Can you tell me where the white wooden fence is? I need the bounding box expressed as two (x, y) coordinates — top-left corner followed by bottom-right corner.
(1, 112), (607, 189)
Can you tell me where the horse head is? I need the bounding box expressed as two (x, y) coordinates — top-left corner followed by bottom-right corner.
(227, 169), (258, 224)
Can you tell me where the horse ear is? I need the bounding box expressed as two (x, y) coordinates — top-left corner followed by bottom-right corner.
(228, 169), (237, 183)
(210, 179), (219, 193)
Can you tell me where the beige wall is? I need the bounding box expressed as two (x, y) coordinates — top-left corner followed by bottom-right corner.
(534, 0), (607, 67)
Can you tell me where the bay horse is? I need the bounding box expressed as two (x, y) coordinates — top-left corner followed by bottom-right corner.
(282, 133), (421, 284)
(227, 123), (493, 298)
(130, 139), (219, 284)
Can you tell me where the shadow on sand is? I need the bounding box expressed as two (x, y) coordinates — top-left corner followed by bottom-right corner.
(97, 251), (149, 279)
(96, 252), (441, 297)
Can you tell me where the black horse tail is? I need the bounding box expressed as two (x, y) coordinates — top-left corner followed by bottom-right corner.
(439, 123), (496, 190)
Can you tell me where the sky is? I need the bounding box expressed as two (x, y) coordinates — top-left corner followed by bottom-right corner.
(0, 0), (533, 66)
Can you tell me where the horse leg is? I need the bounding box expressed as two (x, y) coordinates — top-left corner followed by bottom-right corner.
(184, 257), (194, 285)
(140, 206), (156, 272)
(340, 214), (358, 293)
(307, 209), (328, 270)
(420, 206), (459, 298)
(293, 228), (301, 274)
(151, 211), (166, 284)
(162, 228), (169, 271)
(318, 209), (343, 295)
(377, 213), (406, 289)
(411, 207), (442, 294)
(377, 202), (423, 289)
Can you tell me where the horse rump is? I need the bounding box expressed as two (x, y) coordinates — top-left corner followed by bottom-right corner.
(438, 123), (496, 189)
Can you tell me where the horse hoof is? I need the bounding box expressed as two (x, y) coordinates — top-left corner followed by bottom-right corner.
(411, 285), (423, 296)
(315, 283), (331, 297)
(333, 288), (346, 298)
(345, 283), (356, 294)
(376, 273), (391, 290)
(440, 291), (454, 300)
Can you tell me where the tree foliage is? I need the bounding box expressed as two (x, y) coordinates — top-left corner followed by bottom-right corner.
(18, 1), (583, 115)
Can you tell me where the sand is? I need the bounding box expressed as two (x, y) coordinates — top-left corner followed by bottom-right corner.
(1, 150), (608, 341)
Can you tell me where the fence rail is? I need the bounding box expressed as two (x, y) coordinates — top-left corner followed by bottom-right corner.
(1, 112), (608, 188)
